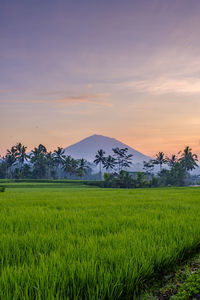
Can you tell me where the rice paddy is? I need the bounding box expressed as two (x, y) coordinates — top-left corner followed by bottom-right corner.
(0, 185), (200, 299)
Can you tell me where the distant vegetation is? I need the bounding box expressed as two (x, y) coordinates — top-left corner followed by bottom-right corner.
(0, 143), (91, 180)
(0, 143), (198, 187)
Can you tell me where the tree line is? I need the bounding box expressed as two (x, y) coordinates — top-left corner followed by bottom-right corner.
(93, 146), (199, 187)
(0, 143), (134, 180)
(0, 143), (89, 179)
(0, 143), (198, 187)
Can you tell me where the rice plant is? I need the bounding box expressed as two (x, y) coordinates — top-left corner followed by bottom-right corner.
(0, 187), (200, 299)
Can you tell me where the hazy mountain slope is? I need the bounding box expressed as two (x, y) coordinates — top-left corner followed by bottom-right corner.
(64, 135), (151, 166)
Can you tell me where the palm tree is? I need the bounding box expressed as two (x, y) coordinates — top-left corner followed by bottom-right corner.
(30, 144), (48, 178)
(179, 146), (198, 171)
(153, 152), (167, 171)
(62, 156), (78, 176)
(103, 155), (116, 171)
(31, 144), (47, 159)
(94, 149), (105, 179)
(46, 152), (55, 179)
(4, 146), (17, 178)
(166, 154), (178, 168)
(76, 159), (89, 178)
(53, 147), (66, 178)
(53, 147), (65, 166)
(0, 158), (7, 179)
(31, 144), (47, 162)
(15, 143), (29, 170)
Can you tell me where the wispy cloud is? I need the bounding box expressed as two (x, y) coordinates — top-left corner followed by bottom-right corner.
(56, 93), (112, 107)
(3, 93), (113, 107)
(125, 77), (200, 95)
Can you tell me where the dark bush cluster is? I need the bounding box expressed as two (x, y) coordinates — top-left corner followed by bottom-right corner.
(84, 171), (157, 188)
(0, 186), (5, 192)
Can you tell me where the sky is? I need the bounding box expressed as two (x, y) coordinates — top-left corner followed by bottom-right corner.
(1, 0), (200, 157)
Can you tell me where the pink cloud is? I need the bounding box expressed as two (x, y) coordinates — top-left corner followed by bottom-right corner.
(56, 93), (112, 107)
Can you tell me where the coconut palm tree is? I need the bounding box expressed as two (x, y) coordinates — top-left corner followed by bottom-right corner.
(94, 149), (105, 179)
(53, 147), (65, 166)
(166, 154), (178, 168)
(153, 152), (167, 171)
(76, 158), (89, 178)
(30, 144), (48, 178)
(46, 152), (55, 179)
(179, 146), (198, 171)
(4, 146), (17, 178)
(53, 147), (66, 178)
(62, 156), (78, 176)
(15, 143), (29, 170)
(31, 144), (47, 160)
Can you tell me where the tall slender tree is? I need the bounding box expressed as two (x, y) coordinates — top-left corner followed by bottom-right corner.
(0, 160), (7, 178)
(179, 146), (198, 171)
(15, 143), (29, 171)
(112, 147), (133, 172)
(166, 154), (178, 168)
(153, 152), (167, 171)
(94, 149), (105, 179)
(4, 146), (17, 178)
(46, 152), (55, 179)
(76, 158), (89, 178)
(30, 144), (48, 178)
(53, 147), (65, 166)
(62, 156), (78, 176)
(53, 147), (66, 178)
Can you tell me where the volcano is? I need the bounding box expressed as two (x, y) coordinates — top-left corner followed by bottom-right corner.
(64, 135), (151, 171)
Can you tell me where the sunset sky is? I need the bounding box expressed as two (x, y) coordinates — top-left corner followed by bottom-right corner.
(1, 0), (200, 157)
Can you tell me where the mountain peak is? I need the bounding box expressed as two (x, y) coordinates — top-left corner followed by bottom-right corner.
(81, 134), (118, 143)
(83, 134), (116, 139)
(64, 134), (151, 166)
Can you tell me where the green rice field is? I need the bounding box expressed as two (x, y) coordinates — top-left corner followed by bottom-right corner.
(0, 184), (200, 299)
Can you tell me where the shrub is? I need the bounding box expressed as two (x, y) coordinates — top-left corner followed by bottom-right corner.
(103, 173), (117, 188)
(0, 186), (5, 192)
(83, 180), (104, 187)
(171, 269), (200, 299)
(150, 176), (160, 187)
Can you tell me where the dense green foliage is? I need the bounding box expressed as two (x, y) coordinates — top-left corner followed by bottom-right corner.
(0, 143), (93, 180)
(103, 171), (151, 188)
(0, 186), (200, 299)
(158, 162), (186, 187)
(171, 269), (200, 299)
